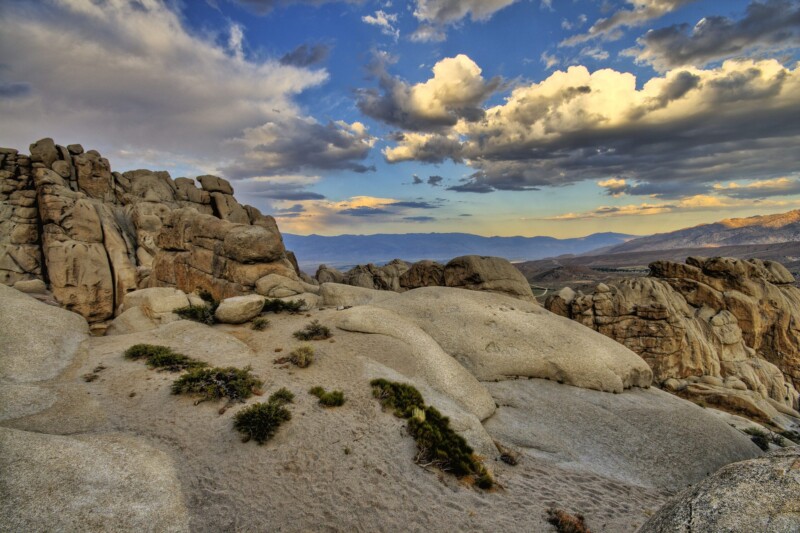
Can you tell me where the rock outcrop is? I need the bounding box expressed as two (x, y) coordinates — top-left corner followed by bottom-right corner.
(546, 257), (800, 427)
(0, 138), (297, 322)
(318, 255), (535, 302)
(639, 447), (800, 532)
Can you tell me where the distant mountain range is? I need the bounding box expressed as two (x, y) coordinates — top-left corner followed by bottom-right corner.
(284, 232), (635, 271)
(605, 210), (800, 254)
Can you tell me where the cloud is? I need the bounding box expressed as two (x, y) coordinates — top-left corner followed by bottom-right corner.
(541, 52), (560, 70)
(340, 206), (393, 216)
(235, 174), (327, 202)
(713, 177), (800, 199)
(561, 0), (697, 46)
(579, 46), (610, 61)
(410, 0), (518, 42)
(0, 81), (31, 98)
(280, 43), (330, 67)
(358, 54), (501, 131)
(626, 0), (800, 70)
(228, 0), (360, 15)
(412, 174), (424, 184)
(0, 0), (369, 179)
(388, 200), (439, 208)
(403, 216), (436, 222)
(597, 178), (629, 197)
(362, 10), (399, 40)
(224, 118), (375, 177)
(541, 194), (800, 220)
(383, 58), (800, 195)
(427, 175), (444, 186)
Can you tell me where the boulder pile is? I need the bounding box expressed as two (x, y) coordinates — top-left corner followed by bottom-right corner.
(0, 138), (300, 322)
(546, 256), (800, 427)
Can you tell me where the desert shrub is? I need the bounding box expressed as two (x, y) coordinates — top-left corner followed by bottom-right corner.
(744, 427), (771, 451)
(546, 508), (592, 533)
(293, 320), (331, 341)
(174, 304), (217, 325)
(779, 430), (800, 445)
(234, 401), (291, 444)
(123, 343), (207, 372)
(269, 387), (295, 406)
(262, 298), (306, 314)
(309, 386), (346, 407)
(370, 378), (425, 418)
(251, 317), (270, 331)
(289, 345), (315, 368)
(370, 378), (492, 489)
(171, 366), (263, 404)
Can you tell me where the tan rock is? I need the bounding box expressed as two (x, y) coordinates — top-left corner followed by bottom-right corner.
(12, 278), (46, 293)
(399, 260), (445, 289)
(214, 294), (265, 324)
(255, 273), (306, 298)
(319, 282), (398, 307)
(444, 255), (535, 301)
(197, 174), (233, 194)
(377, 287), (653, 392)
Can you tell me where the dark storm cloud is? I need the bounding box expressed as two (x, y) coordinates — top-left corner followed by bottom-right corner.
(280, 44), (331, 67)
(339, 206), (392, 216)
(427, 175), (444, 186)
(630, 0), (800, 70)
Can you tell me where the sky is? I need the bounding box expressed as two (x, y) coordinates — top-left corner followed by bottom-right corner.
(1, 0), (799, 238)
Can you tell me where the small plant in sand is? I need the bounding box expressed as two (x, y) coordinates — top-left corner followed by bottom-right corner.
(370, 378), (493, 490)
(545, 508), (592, 533)
(171, 366), (263, 404)
(744, 427), (786, 450)
(124, 344), (207, 372)
(274, 345), (316, 368)
(233, 388), (294, 444)
(292, 320), (331, 341)
(309, 386), (346, 407)
(262, 298), (306, 314)
(251, 317), (270, 331)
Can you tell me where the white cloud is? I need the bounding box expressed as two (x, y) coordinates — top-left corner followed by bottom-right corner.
(541, 52), (560, 69)
(0, 0), (370, 180)
(362, 10), (400, 40)
(358, 54), (501, 131)
(410, 0), (518, 42)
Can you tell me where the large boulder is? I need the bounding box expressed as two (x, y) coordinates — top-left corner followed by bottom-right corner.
(214, 294), (265, 324)
(319, 282), (398, 307)
(400, 260), (445, 289)
(255, 273), (316, 298)
(315, 264), (344, 284)
(374, 287), (652, 392)
(640, 447), (800, 532)
(444, 255), (535, 301)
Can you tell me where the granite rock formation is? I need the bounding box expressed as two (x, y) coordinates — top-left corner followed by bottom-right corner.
(0, 138), (297, 322)
(318, 255), (535, 301)
(546, 257), (800, 427)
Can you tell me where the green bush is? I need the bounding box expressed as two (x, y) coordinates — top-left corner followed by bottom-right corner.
(289, 345), (315, 368)
(171, 366), (263, 404)
(174, 304), (217, 325)
(309, 386), (346, 407)
(251, 317), (270, 331)
(269, 387), (295, 406)
(123, 343), (207, 372)
(293, 320), (331, 341)
(263, 298), (306, 314)
(197, 289), (216, 304)
(370, 378), (425, 418)
(233, 401), (291, 444)
(370, 378), (492, 490)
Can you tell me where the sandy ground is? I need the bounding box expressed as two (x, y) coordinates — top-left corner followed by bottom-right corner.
(4, 307), (677, 532)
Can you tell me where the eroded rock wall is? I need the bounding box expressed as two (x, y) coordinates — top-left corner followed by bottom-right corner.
(546, 257), (800, 423)
(0, 138), (293, 322)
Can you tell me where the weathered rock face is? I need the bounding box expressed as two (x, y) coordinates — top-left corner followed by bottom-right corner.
(0, 138), (294, 322)
(320, 256), (535, 302)
(546, 257), (800, 425)
(639, 447), (800, 533)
